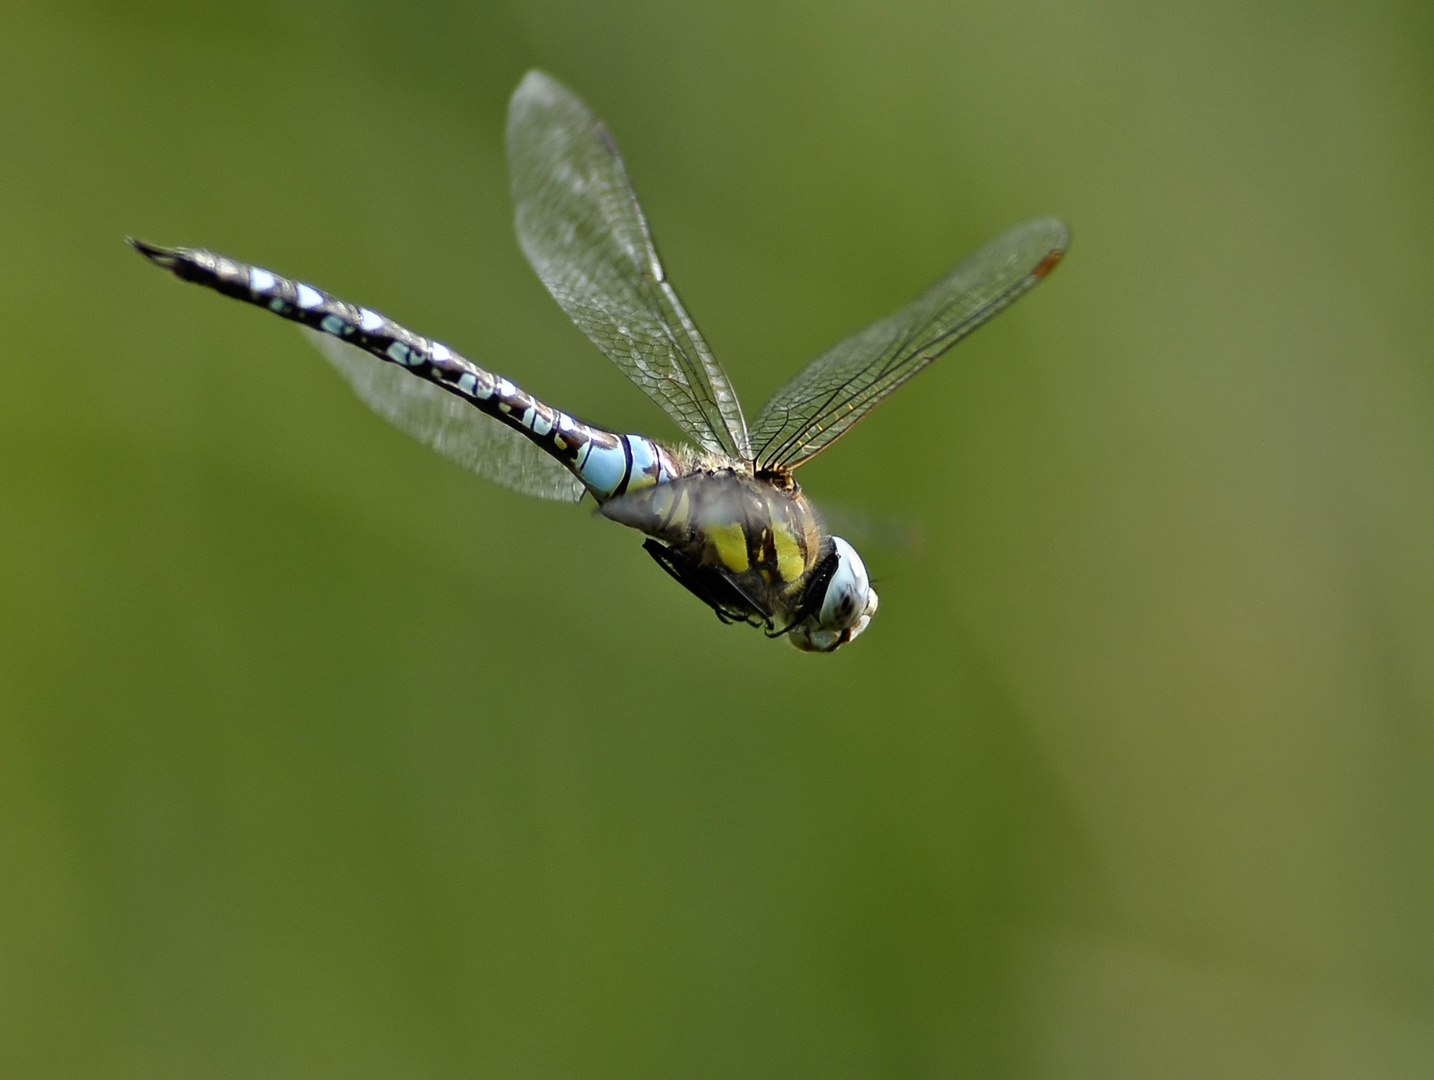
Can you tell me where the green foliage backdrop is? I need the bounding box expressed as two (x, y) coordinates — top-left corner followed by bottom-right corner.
(2, 1), (1431, 1076)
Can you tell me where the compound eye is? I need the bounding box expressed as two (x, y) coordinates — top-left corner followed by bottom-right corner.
(819, 537), (870, 631)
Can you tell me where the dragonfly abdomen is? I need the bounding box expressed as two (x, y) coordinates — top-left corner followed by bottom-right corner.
(130, 240), (681, 501)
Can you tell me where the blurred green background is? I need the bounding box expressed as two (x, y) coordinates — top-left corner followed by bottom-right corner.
(3, 0), (1432, 1076)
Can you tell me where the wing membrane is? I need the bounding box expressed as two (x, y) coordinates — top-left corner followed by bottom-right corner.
(304, 328), (586, 502)
(507, 70), (750, 460)
(751, 219), (1069, 470)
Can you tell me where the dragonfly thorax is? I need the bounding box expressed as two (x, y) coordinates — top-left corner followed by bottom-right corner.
(599, 467), (876, 650)
(598, 469), (810, 626)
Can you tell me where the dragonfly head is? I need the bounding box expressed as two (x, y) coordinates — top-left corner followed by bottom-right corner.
(788, 536), (879, 653)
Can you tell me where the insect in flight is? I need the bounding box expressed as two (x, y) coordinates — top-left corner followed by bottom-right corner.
(133, 70), (1067, 652)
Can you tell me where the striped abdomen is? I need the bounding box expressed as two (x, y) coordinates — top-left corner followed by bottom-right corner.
(130, 240), (679, 501)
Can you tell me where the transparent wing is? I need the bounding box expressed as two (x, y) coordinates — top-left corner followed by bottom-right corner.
(303, 328), (586, 503)
(507, 70), (750, 460)
(751, 218), (1069, 470)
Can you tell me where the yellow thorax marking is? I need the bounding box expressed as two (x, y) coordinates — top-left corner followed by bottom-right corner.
(771, 522), (806, 584)
(670, 489), (692, 529)
(706, 522), (751, 574)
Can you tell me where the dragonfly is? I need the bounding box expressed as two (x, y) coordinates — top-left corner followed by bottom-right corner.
(132, 70), (1067, 652)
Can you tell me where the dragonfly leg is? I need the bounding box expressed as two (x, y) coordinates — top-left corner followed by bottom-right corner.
(640, 539), (770, 627)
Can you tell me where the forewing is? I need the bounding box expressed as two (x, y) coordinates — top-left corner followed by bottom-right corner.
(304, 328), (586, 502)
(751, 218), (1069, 470)
(507, 70), (750, 460)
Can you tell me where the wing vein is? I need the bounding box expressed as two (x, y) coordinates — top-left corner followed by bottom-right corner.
(751, 219), (1069, 470)
(508, 71), (751, 459)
